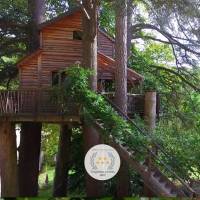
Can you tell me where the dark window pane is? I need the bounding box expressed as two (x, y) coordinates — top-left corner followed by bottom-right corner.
(73, 31), (83, 40)
(52, 71), (59, 86)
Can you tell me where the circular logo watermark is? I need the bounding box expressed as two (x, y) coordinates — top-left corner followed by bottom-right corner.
(84, 144), (121, 181)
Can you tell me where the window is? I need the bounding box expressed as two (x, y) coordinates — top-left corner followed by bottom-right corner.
(73, 31), (83, 40)
(98, 79), (114, 92)
(52, 71), (59, 86)
(52, 71), (66, 86)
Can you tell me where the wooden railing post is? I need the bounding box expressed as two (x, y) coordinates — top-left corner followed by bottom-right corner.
(144, 91), (157, 132)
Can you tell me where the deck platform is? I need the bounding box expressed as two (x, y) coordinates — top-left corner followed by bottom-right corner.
(0, 90), (145, 122)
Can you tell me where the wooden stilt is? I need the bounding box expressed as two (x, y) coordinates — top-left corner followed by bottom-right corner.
(0, 121), (18, 197)
(116, 161), (130, 198)
(18, 122), (42, 197)
(83, 123), (104, 197)
(53, 124), (72, 197)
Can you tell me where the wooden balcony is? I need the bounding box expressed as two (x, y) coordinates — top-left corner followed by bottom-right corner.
(0, 90), (145, 122)
(0, 89), (80, 122)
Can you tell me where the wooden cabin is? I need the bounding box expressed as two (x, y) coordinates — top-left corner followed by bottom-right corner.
(0, 7), (144, 122)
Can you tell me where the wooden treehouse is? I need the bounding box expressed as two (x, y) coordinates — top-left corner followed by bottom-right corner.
(0, 8), (144, 123)
(0, 7), (197, 198)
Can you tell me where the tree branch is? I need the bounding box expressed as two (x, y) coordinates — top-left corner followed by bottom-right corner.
(133, 35), (173, 44)
(0, 18), (26, 29)
(76, 0), (91, 20)
(149, 64), (200, 92)
(132, 23), (200, 56)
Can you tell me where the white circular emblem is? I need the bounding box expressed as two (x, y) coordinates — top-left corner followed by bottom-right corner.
(84, 144), (121, 181)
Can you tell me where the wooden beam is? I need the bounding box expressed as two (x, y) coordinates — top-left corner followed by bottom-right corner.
(144, 91), (157, 132)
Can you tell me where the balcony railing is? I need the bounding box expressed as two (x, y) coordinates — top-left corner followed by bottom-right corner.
(0, 90), (145, 118)
(0, 89), (79, 117)
(103, 92), (145, 117)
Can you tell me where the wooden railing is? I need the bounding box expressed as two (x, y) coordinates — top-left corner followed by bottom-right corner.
(0, 89), (79, 117)
(103, 92), (145, 117)
(0, 90), (146, 118)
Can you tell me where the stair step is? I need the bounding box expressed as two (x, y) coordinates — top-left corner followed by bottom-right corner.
(93, 119), (192, 197)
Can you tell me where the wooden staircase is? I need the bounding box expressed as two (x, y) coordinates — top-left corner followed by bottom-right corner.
(91, 95), (198, 197)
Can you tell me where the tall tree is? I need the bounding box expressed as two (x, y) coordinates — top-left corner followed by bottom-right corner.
(81, 0), (104, 197)
(115, 0), (128, 113)
(27, 0), (45, 52)
(53, 124), (72, 197)
(18, 122), (42, 196)
(18, 0), (45, 196)
(0, 122), (18, 197)
(82, 0), (98, 90)
(114, 0), (131, 197)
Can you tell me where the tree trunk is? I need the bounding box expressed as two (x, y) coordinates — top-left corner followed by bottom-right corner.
(82, 1), (104, 197)
(115, 0), (128, 114)
(83, 123), (104, 197)
(143, 91), (157, 197)
(82, 0), (98, 90)
(0, 121), (18, 197)
(18, 0), (45, 197)
(18, 122), (42, 196)
(127, 0), (134, 59)
(115, 0), (131, 198)
(28, 0), (45, 52)
(53, 124), (72, 197)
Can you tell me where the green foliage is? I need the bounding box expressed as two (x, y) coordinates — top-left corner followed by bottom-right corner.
(38, 166), (55, 197)
(41, 124), (59, 166)
(99, 1), (115, 37)
(129, 43), (178, 92)
(53, 66), (200, 182)
(155, 118), (200, 179)
(53, 66), (149, 160)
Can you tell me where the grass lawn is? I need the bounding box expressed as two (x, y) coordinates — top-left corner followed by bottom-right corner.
(38, 166), (55, 197)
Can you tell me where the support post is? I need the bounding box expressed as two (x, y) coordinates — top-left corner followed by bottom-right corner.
(0, 121), (18, 197)
(83, 123), (104, 197)
(144, 91), (157, 132)
(53, 124), (72, 197)
(143, 91), (157, 197)
(18, 122), (42, 197)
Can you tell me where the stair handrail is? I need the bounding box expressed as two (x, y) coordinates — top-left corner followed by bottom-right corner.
(93, 118), (196, 197)
(102, 94), (196, 196)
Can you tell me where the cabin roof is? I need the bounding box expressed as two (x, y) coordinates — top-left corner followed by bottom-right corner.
(98, 52), (144, 82)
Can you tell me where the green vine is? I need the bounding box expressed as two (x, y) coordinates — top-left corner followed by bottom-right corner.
(53, 66), (149, 160)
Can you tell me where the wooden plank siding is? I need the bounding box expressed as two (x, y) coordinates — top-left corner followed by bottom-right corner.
(39, 11), (82, 87)
(98, 30), (115, 58)
(20, 58), (39, 88)
(19, 10), (116, 89)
